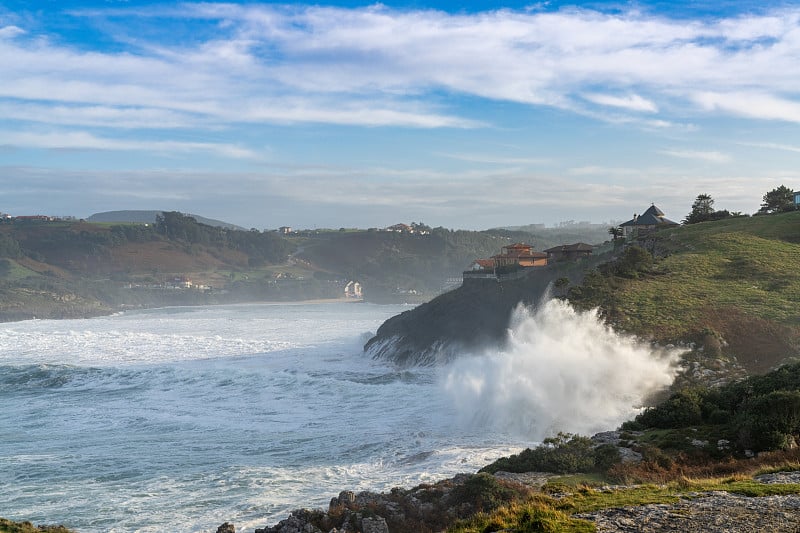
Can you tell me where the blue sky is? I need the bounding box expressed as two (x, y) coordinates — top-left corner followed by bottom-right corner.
(1, 0), (799, 229)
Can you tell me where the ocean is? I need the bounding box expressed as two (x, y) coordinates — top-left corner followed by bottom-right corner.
(0, 300), (677, 532)
(0, 302), (525, 532)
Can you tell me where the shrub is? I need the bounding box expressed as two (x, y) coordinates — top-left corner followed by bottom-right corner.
(448, 473), (523, 514)
(480, 433), (597, 475)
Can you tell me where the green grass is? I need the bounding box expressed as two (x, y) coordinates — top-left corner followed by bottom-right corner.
(447, 473), (800, 533)
(617, 230), (800, 338)
(569, 212), (800, 371)
(0, 260), (42, 282)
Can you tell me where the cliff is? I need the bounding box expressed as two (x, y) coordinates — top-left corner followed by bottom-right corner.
(365, 212), (800, 372)
(364, 258), (601, 366)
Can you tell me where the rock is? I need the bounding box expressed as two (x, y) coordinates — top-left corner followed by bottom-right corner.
(363, 265), (591, 366)
(492, 471), (552, 487)
(255, 510), (324, 533)
(617, 447), (643, 463)
(361, 516), (389, 533)
(755, 471), (800, 484)
(216, 523), (235, 533)
(578, 491), (800, 532)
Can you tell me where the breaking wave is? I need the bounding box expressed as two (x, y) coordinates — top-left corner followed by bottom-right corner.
(443, 299), (682, 440)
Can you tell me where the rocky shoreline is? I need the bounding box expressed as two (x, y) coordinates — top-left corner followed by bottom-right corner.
(233, 470), (800, 533)
(217, 439), (800, 533)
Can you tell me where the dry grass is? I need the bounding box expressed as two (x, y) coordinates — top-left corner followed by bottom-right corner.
(608, 449), (800, 485)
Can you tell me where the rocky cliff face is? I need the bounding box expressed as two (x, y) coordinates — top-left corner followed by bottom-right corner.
(364, 261), (595, 366)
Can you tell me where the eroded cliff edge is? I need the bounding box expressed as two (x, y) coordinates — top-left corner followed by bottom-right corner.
(364, 259), (598, 366)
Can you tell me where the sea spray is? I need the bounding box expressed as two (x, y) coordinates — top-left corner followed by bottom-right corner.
(442, 299), (682, 440)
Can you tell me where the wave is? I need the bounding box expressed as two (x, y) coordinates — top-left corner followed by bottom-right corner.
(443, 299), (682, 440)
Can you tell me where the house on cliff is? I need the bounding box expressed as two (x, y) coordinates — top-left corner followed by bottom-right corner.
(468, 259), (495, 271)
(464, 242), (547, 282)
(544, 243), (593, 262)
(620, 204), (678, 238)
(492, 243), (548, 268)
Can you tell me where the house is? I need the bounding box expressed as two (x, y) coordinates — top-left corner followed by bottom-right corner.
(619, 204), (679, 237)
(278, 226), (293, 234)
(171, 276), (193, 288)
(492, 243), (548, 268)
(544, 243), (593, 262)
(468, 259), (495, 271)
(795, 191), (800, 207)
(14, 215), (55, 222)
(386, 223), (413, 233)
(344, 280), (363, 299)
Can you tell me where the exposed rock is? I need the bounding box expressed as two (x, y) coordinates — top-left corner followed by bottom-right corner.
(216, 523), (235, 533)
(257, 473), (531, 533)
(492, 471), (552, 487)
(579, 491), (800, 532)
(255, 509), (324, 533)
(360, 517), (389, 533)
(363, 263), (593, 366)
(755, 471), (800, 484)
(591, 431), (642, 463)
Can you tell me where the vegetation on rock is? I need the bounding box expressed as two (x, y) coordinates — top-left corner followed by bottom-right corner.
(0, 519), (74, 533)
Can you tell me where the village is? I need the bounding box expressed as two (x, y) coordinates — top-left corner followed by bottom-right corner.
(462, 203), (679, 282)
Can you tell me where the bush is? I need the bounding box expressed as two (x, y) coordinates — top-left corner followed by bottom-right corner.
(635, 388), (705, 429)
(736, 390), (800, 451)
(448, 473), (518, 513)
(481, 433), (597, 474)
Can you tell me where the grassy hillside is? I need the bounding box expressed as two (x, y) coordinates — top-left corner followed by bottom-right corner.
(568, 211), (800, 372)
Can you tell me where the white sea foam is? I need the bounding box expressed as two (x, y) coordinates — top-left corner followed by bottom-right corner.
(443, 299), (681, 440)
(0, 302), (526, 532)
(0, 300), (680, 532)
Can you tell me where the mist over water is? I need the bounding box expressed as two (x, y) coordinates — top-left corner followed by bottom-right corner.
(443, 299), (681, 440)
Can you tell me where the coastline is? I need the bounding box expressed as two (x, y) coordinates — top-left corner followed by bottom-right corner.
(0, 296), (368, 324)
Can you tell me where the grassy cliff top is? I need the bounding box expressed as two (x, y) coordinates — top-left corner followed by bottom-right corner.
(570, 211), (800, 372)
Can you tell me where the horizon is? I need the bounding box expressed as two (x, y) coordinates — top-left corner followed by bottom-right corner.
(2, 0), (799, 229)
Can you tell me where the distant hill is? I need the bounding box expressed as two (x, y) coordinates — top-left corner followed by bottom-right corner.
(87, 210), (245, 231)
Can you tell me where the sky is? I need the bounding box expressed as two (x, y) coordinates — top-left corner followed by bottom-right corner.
(1, 0), (800, 230)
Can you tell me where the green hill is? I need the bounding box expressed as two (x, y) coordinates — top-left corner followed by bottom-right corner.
(568, 211), (800, 373)
(87, 210), (246, 230)
(366, 211), (799, 375)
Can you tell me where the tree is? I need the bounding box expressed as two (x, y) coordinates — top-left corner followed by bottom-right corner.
(684, 193), (715, 224)
(759, 185), (796, 214)
(608, 226), (624, 249)
(554, 277), (570, 297)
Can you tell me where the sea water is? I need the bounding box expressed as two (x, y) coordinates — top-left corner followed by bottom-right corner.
(0, 303), (523, 532)
(0, 300), (677, 532)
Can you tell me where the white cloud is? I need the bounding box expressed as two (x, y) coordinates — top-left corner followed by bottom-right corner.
(660, 149), (732, 163)
(0, 25), (25, 39)
(2, 4), (800, 133)
(582, 93), (658, 113)
(0, 130), (258, 159)
(739, 141), (800, 153)
(3, 164), (787, 228)
(436, 153), (550, 165)
(692, 91), (800, 123)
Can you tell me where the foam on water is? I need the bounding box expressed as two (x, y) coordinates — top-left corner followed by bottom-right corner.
(1, 300), (679, 532)
(0, 303), (521, 532)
